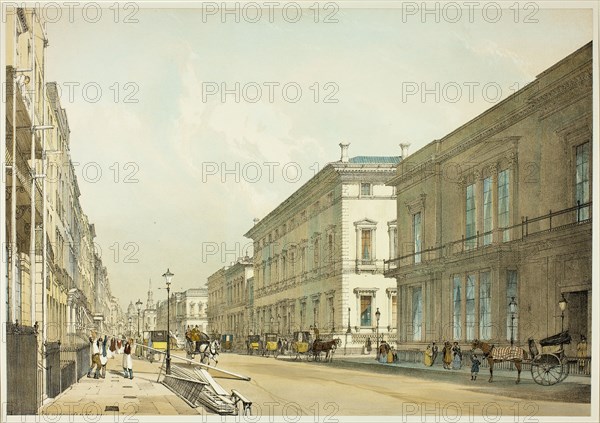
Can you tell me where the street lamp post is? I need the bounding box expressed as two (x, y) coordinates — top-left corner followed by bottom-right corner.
(558, 293), (568, 332)
(128, 317), (132, 337)
(509, 297), (517, 346)
(331, 307), (335, 333)
(345, 307), (351, 355)
(135, 299), (143, 339)
(162, 268), (174, 375)
(375, 307), (381, 359)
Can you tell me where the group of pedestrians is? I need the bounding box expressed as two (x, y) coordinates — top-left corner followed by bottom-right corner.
(424, 341), (481, 380)
(87, 334), (135, 380)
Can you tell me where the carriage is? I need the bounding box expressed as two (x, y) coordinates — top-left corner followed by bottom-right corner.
(246, 335), (261, 355)
(290, 331), (313, 361)
(221, 334), (234, 352)
(528, 330), (572, 386)
(261, 333), (280, 358)
(473, 330), (573, 385)
(185, 330), (210, 360)
(144, 330), (169, 362)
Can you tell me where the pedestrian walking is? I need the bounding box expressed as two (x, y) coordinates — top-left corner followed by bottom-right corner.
(424, 344), (434, 367)
(431, 342), (439, 364)
(87, 336), (102, 379)
(442, 341), (452, 369)
(123, 339), (133, 379)
(470, 351), (480, 380)
(577, 335), (588, 373)
(452, 342), (463, 370)
(100, 335), (109, 378)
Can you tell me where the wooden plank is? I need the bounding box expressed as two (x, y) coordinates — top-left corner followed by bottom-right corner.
(141, 344), (251, 381)
(198, 369), (230, 397)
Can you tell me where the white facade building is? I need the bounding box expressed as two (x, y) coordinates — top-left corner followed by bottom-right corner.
(243, 144), (402, 351)
(155, 287), (209, 341)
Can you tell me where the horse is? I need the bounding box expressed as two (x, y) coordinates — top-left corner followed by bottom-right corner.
(198, 339), (220, 366)
(324, 338), (341, 361)
(471, 340), (528, 384)
(312, 338), (341, 362)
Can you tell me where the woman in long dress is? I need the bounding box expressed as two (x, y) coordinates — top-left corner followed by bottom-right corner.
(442, 341), (453, 369)
(452, 342), (462, 370)
(424, 345), (434, 366)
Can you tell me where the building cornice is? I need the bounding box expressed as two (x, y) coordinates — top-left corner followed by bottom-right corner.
(245, 162), (399, 241)
(387, 46), (592, 188)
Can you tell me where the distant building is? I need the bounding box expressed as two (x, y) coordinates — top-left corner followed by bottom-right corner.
(155, 287), (208, 339)
(142, 279), (157, 333)
(206, 257), (253, 346)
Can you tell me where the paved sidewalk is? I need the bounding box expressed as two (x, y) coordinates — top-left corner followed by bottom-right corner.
(41, 352), (203, 416)
(332, 353), (592, 385)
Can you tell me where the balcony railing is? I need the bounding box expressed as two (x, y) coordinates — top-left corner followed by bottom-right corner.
(385, 202), (591, 273)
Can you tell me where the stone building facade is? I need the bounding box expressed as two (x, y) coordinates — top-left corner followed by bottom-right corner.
(242, 145), (401, 350)
(206, 257), (253, 346)
(384, 42), (593, 357)
(3, 8), (125, 413)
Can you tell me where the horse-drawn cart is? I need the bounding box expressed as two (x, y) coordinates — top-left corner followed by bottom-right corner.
(290, 331), (313, 361)
(246, 335), (261, 355)
(261, 333), (280, 358)
(473, 330), (573, 385)
(221, 334), (234, 352)
(528, 330), (571, 386)
(185, 330), (210, 360)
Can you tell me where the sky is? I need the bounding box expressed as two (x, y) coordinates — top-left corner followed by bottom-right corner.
(40, 1), (594, 312)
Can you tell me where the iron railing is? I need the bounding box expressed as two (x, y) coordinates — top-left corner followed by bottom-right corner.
(385, 202), (591, 272)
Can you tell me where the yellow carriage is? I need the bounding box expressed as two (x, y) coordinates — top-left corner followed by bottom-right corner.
(262, 333), (280, 358)
(290, 331), (313, 361)
(246, 335), (261, 355)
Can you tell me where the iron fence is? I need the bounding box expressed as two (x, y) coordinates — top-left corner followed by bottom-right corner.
(59, 342), (91, 394)
(45, 341), (61, 398)
(6, 322), (40, 415)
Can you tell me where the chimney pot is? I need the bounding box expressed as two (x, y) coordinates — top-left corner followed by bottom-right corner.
(400, 143), (411, 159)
(339, 142), (350, 163)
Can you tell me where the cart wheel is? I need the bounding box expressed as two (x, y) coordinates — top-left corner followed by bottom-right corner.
(531, 353), (562, 386)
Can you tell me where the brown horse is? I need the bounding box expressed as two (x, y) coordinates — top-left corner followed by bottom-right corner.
(312, 338), (341, 362)
(472, 340), (528, 384)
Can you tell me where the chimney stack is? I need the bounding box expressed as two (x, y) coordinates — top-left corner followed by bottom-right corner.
(400, 143), (411, 159)
(339, 142), (350, 162)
